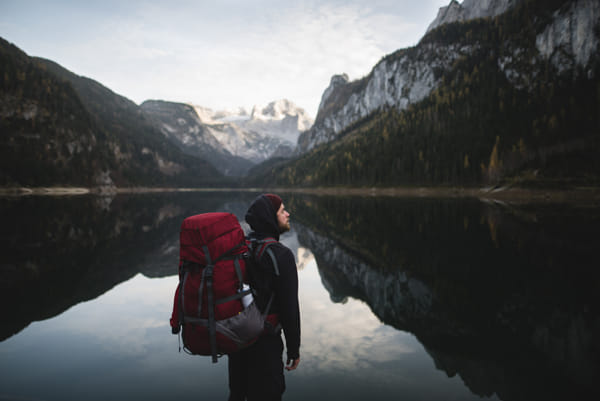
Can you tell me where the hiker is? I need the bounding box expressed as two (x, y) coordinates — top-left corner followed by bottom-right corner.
(228, 194), (301, 401)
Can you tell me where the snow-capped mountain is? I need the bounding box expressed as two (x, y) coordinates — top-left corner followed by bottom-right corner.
(140, 100), (253, 176)
(193, 99), (313, 163)
(141, 99), (313, 174)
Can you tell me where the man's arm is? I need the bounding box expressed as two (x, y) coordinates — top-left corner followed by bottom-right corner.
(275, 246), (301, 365)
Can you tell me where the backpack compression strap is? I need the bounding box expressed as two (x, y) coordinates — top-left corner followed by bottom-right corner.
(201, 246), (218, 363)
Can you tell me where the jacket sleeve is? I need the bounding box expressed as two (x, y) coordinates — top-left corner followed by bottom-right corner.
(274, 246), (301, 360)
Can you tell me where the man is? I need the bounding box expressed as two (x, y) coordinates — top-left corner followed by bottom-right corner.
(228, 194), (301, 401)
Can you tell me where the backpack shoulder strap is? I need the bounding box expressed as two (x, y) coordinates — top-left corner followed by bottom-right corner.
(254, 237), (280, 276)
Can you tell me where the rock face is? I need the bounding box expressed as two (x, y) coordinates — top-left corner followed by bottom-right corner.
(426, 0), (521, 33)
(535, 0), (600, 75)
(297, 42), (475, 153)
(496, 0), (600, 90)
(296, 0), (598, 155)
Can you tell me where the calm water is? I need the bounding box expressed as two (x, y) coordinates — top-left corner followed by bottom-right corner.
(0, 191), (598, 401)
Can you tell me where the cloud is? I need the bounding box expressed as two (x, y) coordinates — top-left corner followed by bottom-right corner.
(23, 274), (178, 357)
(1, 0), (446, 115)
(296, 247), (420, 377)
(202, 2), (420, 113)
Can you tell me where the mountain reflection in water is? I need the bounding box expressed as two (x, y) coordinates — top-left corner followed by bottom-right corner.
(0, 192), (598, 401)
(290, 195), (600, 401)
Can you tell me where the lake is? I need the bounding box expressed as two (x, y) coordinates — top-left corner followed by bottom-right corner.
(0, 191), (598, 401)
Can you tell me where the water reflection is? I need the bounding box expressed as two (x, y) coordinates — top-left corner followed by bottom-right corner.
(289, 239), (486, 401)
(0, 274), (230, 401)
(0, 192), (259, 340)
(0, 192), (598, 401)
(289, 195), (600, 400)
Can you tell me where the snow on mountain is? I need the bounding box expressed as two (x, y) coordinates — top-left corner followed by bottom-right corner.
(191, 99), (313, 162)
(194, 105), (251, 124)
(140, 100), (253, 176)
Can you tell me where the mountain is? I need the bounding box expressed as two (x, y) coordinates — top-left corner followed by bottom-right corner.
(140, 100), (253, 176)
(192, 99), (313, 163)
(426, 0), (522, 33)
(0, 37), (221, 189)
(140, 99), (313, 175)
(256, 0), (600, 188)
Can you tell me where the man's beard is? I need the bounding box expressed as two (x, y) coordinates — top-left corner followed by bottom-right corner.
(279, 221), (291, 233)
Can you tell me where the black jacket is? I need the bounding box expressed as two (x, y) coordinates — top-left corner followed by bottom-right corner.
(245, 195), (301, 360)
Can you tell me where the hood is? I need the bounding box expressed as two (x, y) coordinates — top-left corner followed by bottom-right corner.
(245, 194), (281, 240)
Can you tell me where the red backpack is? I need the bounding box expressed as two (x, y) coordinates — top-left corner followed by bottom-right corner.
(169, 212), (277, 363)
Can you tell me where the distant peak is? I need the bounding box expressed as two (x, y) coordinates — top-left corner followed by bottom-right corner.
(316, 73), (351, 115)
(330, 73), (349, 87)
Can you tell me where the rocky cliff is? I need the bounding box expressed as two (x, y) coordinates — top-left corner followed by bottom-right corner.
(426, 0), (522, 33)
(535, 0), (600, 75)
(296, 40), (475, 152)
(296, 0), (598, 155)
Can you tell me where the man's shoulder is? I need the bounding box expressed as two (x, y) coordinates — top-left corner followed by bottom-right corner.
(271, 243), (295, 267)
(268, 240), (291, 253)
(248, 233), (294, 262)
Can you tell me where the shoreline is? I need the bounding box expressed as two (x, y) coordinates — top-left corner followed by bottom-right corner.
(1, 185), (599, 203)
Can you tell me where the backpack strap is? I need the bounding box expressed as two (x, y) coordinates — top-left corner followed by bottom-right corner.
(247, 236), (281, 334)
(262, 295), (282, 334)
(202, 245), (218, 363)
(264, 247), (279, 276)
(233, 256), (244, 292)
(254, 237), (280, 276)
(214, 254), (251, 305)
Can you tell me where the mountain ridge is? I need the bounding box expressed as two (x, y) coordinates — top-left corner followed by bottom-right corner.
(140, 99), (253, 176)
(0, 37), (221, 189)
(297, 0), (527, 154)
(141, 99), (313, 173)
(251, 0), (600, 188)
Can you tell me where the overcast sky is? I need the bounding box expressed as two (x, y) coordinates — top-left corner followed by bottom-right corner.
(1, 0), (449, 117)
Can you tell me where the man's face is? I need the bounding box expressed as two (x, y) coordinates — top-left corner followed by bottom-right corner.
(276, 203), (291, 233)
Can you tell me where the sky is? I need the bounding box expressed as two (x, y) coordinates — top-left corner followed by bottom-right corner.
(0, 0), (450, 117)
